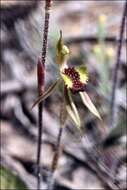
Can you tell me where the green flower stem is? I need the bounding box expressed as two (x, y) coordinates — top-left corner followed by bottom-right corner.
(47, 127), (63, 190)
(48, 90), (65, 190)
(51, 127), (63, 172)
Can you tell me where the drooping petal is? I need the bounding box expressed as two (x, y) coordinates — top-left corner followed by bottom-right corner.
(80, 91), (101, 120)
(64, 87), (81, 129)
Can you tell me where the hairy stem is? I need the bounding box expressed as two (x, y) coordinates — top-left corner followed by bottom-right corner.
(36, 0), (52, 189)
(110, 1), (127, 128)
(37, 59), (45, 190)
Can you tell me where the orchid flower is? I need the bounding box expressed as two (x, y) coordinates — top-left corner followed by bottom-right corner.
(32, 31), (101, 130)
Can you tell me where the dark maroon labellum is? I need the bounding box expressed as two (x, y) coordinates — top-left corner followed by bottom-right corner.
(64, 67), (85, 93)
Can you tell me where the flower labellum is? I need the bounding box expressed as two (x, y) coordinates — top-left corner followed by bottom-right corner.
(61, 66), (88, 93)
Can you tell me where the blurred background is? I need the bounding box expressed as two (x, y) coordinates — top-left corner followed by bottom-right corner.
(0, 1), (126, 190)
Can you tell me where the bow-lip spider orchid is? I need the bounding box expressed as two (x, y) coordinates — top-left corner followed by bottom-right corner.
(32, 31), (101, 130)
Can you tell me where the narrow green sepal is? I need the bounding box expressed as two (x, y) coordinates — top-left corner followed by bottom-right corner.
(80, 91), (101, 120)
(64, 87), (81, 129)
(31, 79), (59, 109)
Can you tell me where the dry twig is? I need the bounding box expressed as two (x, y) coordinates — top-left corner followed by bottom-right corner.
(110, 1), (127, 128)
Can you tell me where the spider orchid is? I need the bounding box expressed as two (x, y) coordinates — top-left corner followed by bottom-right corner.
(32, 31), (101, 130)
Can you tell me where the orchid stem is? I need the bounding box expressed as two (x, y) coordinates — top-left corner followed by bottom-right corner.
(36, 0), (52, 189)
(47, 127), (63, 190)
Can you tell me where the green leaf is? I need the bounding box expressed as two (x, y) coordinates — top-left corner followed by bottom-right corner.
(0, 165), (28, 190)
(32, 80), (59, 109)
(64, 88), (81, 129)
(75, 65), (88, 83)
(80, 92), (101, 120)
